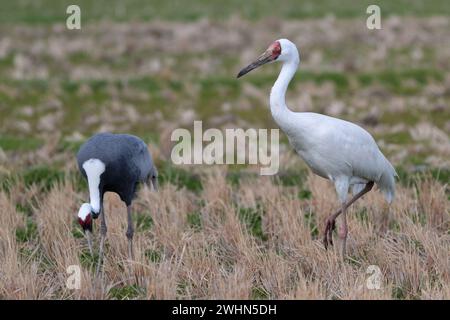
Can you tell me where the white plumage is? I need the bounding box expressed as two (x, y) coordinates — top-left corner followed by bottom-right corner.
(277, 111), (397, 203)
(238, 38), (397, 258)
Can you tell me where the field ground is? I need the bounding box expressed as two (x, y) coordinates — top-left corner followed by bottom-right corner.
(1, 164), (449, 299)
(0, 1), (449, 299)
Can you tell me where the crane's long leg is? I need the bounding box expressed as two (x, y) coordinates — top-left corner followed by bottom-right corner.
(96, 206), (107, 277)
(323, 181), (374, 251)
(85, 230), (93, 256)
(339, 205), (348, 260)
(126, 205), (134, 260)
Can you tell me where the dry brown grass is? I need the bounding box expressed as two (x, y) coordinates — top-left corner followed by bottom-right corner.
(0, 165), (448, 300)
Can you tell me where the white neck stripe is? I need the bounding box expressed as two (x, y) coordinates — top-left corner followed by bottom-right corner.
(82, 158), (105, 213)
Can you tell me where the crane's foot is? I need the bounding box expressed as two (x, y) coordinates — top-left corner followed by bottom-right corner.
(323, 217), (336, 249)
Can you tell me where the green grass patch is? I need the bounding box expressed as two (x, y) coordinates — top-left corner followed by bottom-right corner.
(0, 174), (17, 193)
(79, 249), (99, 270)
(392, 285), (407, 300)
(355, 207), (369, 225)
(22, 166), (65, 190)
(72, 219), (85, 239)
(251, 286), (270, 299)
(159, 164), (202, 193)
(16, 202), (33, 217)
(0, 53), (14, 67)
(226, 171), (242, 187)
(358, 69), (444, 94)
(145, 249), (162, 263)
(68, 52), (92, 65)
(238, 205), (267, 241)
(128, 77), (161, 93)
(380, 111), (420, 127)
(18, 246), (35, 261)
(0, 135), (43, 151)
(389, 219), (401, 232)
(275, 170), (307, 187)
(134, 212), (154, 232)
(108, 284), (145, 300)
(431, 168), (450, 186)
(2, 0), (450, 25)
(187, 211), (202, 230)
(304, 211), (319, 238)
(15, 218), (38, 243)
(176, 279), (189, 297)
(57, 139), (85, 153)
(383, 131), (412, 145)
(298, 189), (312, 200)
(61, 80), (80, 94)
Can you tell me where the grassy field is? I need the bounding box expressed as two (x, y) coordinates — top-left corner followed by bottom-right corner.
(0, 1), (449, 299)
(1, 0), (450, 24)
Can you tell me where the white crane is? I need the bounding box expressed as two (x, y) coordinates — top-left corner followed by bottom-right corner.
(237, 39), (397, 258)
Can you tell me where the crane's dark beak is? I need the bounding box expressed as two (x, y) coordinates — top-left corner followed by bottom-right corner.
(237, 50), (273, 78)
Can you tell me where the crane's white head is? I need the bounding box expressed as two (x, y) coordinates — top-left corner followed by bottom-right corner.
(237, 39), (299, 78)
(77, 203), (93, 232)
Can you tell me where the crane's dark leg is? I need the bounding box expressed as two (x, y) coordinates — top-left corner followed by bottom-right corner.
(323, 181), (374, 251)
(126, 205), (134, 260)
(96, 201), (107, 276)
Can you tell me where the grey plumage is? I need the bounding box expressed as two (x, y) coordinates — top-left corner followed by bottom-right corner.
(77, 132), (156, 205)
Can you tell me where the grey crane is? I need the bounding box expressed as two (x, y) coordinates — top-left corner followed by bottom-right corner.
(76, 133), (158, 264)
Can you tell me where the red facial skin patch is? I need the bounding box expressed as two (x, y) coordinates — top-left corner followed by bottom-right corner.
(78, 214), (92, 230)
(269, 41), (281, 59)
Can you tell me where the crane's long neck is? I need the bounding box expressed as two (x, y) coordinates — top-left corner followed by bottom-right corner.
(82, 159), (105, 214)
(270, 58), (299, 129)
(87, 178), (101, 213)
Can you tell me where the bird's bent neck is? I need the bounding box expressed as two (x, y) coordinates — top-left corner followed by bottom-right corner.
(270, 57), (299, 128)
(88, 182), (101, 214)
(82, 159), (105, 214)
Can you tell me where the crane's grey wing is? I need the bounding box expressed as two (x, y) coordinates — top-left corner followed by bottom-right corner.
(130, 139), (154, 182)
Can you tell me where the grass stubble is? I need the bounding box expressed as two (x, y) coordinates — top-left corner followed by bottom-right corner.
(0, 151), (448, 299)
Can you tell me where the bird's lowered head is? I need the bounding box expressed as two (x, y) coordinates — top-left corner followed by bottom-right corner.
(237, 39), (300, 78)
(77, 203), (93, 232)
